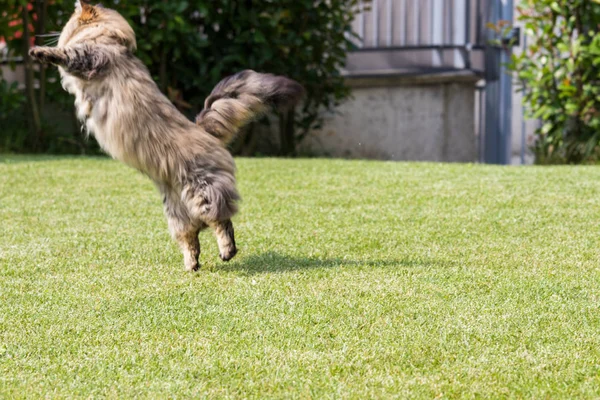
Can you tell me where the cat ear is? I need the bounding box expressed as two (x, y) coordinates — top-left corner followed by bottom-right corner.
(77, 0), (98, 23)
(75, 0), (93, 12)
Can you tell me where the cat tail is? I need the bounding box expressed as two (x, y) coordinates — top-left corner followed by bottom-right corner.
(195, 70), (305, 145)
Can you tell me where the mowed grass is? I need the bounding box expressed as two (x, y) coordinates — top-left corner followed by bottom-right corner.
(1, 155), (600, 398)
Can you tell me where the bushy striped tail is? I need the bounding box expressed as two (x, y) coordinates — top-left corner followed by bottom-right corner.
(195, 70), (305, 144)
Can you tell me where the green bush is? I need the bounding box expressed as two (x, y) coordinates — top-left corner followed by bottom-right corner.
(0, 79), (27, 151)
(0, 0), (365, 155)
(508, 0), (600, 164)
(0, 0), (94, 154)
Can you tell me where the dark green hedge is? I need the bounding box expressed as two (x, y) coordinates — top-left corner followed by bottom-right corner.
(0, 0), (365, 155)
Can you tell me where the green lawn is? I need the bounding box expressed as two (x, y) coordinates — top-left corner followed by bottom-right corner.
(1, 156), (600, 398)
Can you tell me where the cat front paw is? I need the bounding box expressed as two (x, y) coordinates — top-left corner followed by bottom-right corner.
(28, 47), (59, 65)
(28, 48), (38, 59)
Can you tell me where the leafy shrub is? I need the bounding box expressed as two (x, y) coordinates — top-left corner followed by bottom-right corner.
(0, 79), (27, 151)
(0, 80), (25, 120)
(0, 0), (365, 155)
(508, 0), (600, 164)
(0, 0), (94, 154)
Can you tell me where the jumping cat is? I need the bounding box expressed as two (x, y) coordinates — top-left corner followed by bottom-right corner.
(29, 0), (304, 271)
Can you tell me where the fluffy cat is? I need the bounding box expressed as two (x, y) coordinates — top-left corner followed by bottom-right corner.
(29, 1), (304, 271)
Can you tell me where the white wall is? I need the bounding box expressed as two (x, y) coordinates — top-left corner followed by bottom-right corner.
(510, 3), (537, 165)
(300, 72), (478, 162)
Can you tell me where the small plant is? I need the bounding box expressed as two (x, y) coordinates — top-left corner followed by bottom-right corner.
(508, 0), (600, 164)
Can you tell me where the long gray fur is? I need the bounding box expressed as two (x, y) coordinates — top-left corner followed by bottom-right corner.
(196, 69), (305, 144)
(28, 1), (304, 271)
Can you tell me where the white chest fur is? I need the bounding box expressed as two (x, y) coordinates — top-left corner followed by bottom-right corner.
(61, 73), (91, 122)
(61, 71), (131, 166)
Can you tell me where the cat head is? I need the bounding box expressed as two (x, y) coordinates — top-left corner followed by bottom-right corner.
(58, 1), (136, 51)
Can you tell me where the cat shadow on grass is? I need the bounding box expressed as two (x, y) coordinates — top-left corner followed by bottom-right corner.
(216, 251), (453, 275)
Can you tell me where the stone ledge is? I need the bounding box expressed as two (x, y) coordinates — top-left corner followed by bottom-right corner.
(343, 69), (482, 88)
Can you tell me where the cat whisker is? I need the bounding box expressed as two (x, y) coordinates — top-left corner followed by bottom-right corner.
(36, 32), (61, 38)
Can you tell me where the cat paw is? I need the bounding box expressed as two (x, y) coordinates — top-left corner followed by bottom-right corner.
(28, 47), (44, 61)
(219, 246), (237, 262)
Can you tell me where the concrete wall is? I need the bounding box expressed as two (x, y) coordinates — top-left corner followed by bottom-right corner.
(510, 84), (537, 165)
(0, 64), (25, 88)
(300, 71), (479, 162)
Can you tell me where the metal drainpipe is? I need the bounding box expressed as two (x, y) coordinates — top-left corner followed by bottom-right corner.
(500, 0), (514, 165)
(484, 0), (514, 164)
(520, 33), (528, 165)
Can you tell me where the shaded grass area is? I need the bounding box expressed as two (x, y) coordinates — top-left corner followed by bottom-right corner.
(1, 155), (600, 398)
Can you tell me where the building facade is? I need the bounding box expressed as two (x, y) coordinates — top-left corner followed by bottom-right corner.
(301, 0), (533, 164)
